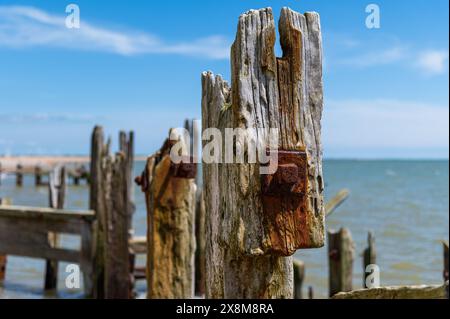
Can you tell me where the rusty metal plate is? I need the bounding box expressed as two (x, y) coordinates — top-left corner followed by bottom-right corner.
(261, 150), (310, 256)
(169, 156), (197, 179)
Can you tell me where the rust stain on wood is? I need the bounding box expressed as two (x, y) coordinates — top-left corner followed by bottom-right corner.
(261, 150), (310, 256)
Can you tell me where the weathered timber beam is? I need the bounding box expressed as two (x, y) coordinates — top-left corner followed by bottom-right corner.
(325, 189), (349, 217)
(332, 282), (449, 299)
(0, 205), (95, 221)
(202, 6), (325, 299)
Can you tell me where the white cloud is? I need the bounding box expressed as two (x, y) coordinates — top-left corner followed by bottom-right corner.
(337, 46), (406, 67)
(323, 99), (449, 151)
(0, 5), (230, 59)
(416, 50), (449, 75)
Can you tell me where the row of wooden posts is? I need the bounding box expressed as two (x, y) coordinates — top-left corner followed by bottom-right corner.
(0, 127), (135, 298)
(9, 164), (89, 187)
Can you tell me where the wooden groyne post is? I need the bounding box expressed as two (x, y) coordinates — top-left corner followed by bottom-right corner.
(90, 126), (135, 299)
(328, 228), (355, 297)
(16, 164), (23, 187)
(44, 166), (66, 290)
(35, 165), (43, 186)
(202, 7), (325, 298)
(137, 128), (197, 298)
(363, 231), (376, 288)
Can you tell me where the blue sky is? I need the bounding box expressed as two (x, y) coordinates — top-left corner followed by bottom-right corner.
(0, 0), (448, 158)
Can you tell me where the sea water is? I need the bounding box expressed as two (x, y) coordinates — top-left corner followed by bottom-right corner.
(0, 160), (448, 298)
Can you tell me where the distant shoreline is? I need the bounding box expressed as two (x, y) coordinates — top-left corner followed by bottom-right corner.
(0, 155), (148, 173)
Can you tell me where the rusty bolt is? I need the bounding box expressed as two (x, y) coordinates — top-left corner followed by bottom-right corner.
(274, 163), (298, 185)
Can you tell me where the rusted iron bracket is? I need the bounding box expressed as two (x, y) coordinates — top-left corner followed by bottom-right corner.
(261, 150), (310, 256)
(261, 150), (307, 196)
(169, 157), (197, 179)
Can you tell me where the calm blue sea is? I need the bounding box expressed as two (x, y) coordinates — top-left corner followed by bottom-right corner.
(0, 160), (448, 298)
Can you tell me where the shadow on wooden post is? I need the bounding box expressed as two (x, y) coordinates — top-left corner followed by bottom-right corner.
(328, 228), (355, 297)
(90, 126), (106, 298)
(44, 166), (66, 291)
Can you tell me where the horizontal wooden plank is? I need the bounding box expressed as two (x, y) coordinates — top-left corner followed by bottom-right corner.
(0, 214), (86, 235)
(129, 236), (147, 254)
(325, 189), (350, 217)
(0, 205), (95, 222)
(332, 283), (448, 299)
(0, 245), (80, 263)
(0, 225), (80, 263)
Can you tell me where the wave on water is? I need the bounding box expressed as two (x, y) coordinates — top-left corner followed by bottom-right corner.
(385, 169), (397, 176)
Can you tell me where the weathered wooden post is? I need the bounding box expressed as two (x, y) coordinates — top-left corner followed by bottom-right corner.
(328, 228), (355, 297)
(44, 166), (66, 290)
(35, 165), (43, 186)
(293, 259), (305, 299)
(103, 133), (134, 299)
(89, 126), (134, 299)
(16, 164), (23, 187)
(138, 128), (197, 299)
(90, 126), (107, 298)
(0, 198), (11, 281)
(308, 286), (314, 299)
(363, 231), (376, 288)
(202, 7), (325, 298)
